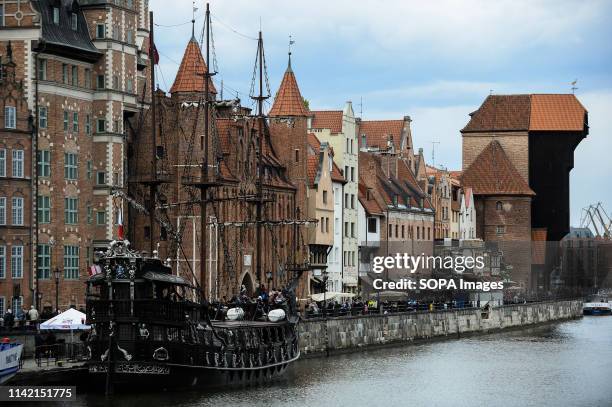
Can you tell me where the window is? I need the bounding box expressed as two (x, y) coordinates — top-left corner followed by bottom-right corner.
(96, 24), (105, 39)
(112, 75), (118, 90)
(0, 4), (4, 27)
(395, 224), (399, 238)
(64, 246), (79, 279)
(96, 171), (106, 185)
(64, 153), (78, 180)
(496, 225), (506, 234)
(112, 26), (119, 41)
(71, 66), (78, 86)
(96, 74), (105, 89)
(85, 114), (91, 135)
(0, 149), (5, 176)
(72, 112), (79, 132)
(97, 119), (105, 133)
(294, 149), (299, 163)
(86, 160), (92, 179)
(96, 211), (106, 225)
(389, 226), (392, 238)
(11, 245), (23, 278)
(322, 190), (328, 204)
(84, 69), (91, 88)
(52, 7), (60, 25)
(127, 78), (133, 93)
(417, 226), (420, 240)
(401, 225), (405, 239)
(87, 205), (93, 224)
(11, 297), (22, 317)
(0, 246), (4, 278)
(126, 29), (134, 44)
(62, 64), (68, 84)
(0, 197), (5, 225)
(37, 150), (50, 177)
(11, 197), (24, 225)
(320, 217), (324, 233)
(351, 222), (355, 238)
(63, 111), (69, 131)
(344, 193), (348, 209)
(12, 149), (24, 177)
(37, 59), (47, 80)
(71, 13), (78, 31)
(361, 134), (366, 148)
(496, 201), (503, 211)
(351, 194), (355, 209)
(39, 107), (47, 129)
(0, 298), (4, 317)
(64, 197), (78, 224)
(344, 221), (348, 237)
(37, 244), (51, 279)
(368, 217), (377, 233)
(4, 106), (16, 129)
(351, 167), (355, 182)
(38, 195), (50, 223)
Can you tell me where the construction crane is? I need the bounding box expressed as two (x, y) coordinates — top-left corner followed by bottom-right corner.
(580, 202), (612, 239)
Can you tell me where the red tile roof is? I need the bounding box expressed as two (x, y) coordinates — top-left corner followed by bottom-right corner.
(269, 60), (309, 117)
(311, 110), (343, 133)
(461, 140), (535, 196)
(462, 94), (587, 133)
(358, 182), (384, 216)
(307, 155), (319, 187)
(331, 162), (345, 183)
(170, 38), (217, 94)
(307, 133), (321, 150)
(530, 94), (586, 131)
(359, 120), (404, 150)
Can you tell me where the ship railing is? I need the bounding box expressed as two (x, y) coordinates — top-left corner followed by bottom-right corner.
(87, 299), (199, 323)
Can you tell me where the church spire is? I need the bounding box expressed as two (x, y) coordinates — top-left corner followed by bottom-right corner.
(269, 36), (308, 117)
(170, 36), (216, 94)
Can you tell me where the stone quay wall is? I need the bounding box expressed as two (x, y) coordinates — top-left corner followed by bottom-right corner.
(298, 300), (583, 356)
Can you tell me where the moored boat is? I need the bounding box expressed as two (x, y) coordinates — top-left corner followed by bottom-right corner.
(0, 339), (23, 384)
(582, 302), (612, 315)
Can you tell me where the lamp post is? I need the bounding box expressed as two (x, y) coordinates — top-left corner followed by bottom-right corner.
(322, 267), (329, 318)
(54, 267), (61, 314)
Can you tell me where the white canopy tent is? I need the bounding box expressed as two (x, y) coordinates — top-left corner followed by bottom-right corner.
(40, 308), (90, 331)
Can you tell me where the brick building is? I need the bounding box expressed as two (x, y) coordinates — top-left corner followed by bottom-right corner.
(461, 94), (588, 292)
(0, 47), (33, 316)
(128, 34), (300, 300)
(0, 0), (151, 313)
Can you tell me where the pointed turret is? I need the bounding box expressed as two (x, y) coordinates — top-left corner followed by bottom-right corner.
(269, 54), (309, 117)
(169, 37), (217, 95)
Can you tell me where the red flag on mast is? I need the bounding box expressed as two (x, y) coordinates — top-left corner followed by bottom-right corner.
(117, 204), (124, 240)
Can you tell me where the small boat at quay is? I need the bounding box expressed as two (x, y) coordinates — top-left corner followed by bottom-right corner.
(582, 301), (612, 316)
(0, 340), (23, 384)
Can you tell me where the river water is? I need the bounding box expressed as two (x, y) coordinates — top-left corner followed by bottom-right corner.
(71, 316), (611, 407)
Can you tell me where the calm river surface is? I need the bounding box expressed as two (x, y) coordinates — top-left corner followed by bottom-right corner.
(69, 316), (611, 407)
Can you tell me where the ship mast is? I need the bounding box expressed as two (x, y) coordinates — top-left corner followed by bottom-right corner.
(252, 31), (269, 285)
(200, 3), (214, 297)
(148, 11), (158, 255)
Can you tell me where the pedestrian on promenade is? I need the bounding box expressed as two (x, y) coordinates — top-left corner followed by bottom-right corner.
(3, 309), (14, 330)
(28, 305), (39, 327)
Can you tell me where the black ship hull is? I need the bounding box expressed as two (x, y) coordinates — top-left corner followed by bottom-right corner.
(86, 353), (298, 391)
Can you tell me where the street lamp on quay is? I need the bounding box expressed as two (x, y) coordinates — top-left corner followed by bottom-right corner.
(54, 267), (61, 314)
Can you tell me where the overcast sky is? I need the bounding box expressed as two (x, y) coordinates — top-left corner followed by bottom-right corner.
(149, 0), (612, 227)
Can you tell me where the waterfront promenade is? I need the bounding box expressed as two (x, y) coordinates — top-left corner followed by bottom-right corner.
(299, 300), (583, 356)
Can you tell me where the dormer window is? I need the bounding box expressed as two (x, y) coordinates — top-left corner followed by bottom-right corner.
(52, 7), (60, 25)
(71, 13), (78, 30)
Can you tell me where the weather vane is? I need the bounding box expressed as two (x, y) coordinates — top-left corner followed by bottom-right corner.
(289, 35), (295, 56)
(571, 79), (578, 94)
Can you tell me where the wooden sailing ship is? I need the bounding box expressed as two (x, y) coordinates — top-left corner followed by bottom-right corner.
(84, 5), (314, 393)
